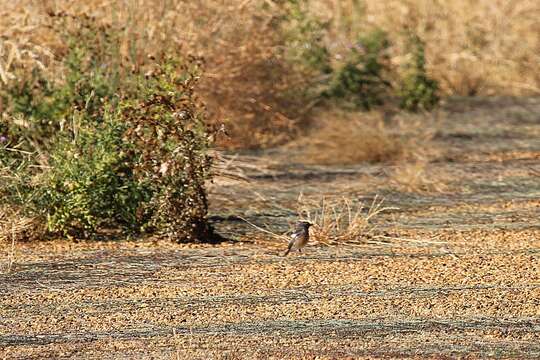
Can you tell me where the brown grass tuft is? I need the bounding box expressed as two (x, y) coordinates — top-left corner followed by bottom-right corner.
(0, 205), (43, 245)
(389, 161), (449, 193)
(297, 195), (395, 245)
(292, 110), (404, 165)
(190, 2), (310, 149)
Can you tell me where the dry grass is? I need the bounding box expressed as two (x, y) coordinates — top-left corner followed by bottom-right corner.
(0, 0), (310, 149)
(297, 194), (396, 245)
(292, 109), (440, 166)
(292, 110), (405, 165)
(389, 161), (449, 193)
(185, 2), (311, 149)
(0, 205), (42, 245)
(237, 194), (395, 246)
(529, 166), (540, 178)
(0, 204), (43, 273)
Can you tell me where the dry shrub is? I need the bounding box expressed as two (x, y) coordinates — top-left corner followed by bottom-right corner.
(183, 2), (311, 149)
(317, 0), (540, 96)
(297, 195), (394, 245)
(293, 110), (405, 165)
(389, 161), (448, 193)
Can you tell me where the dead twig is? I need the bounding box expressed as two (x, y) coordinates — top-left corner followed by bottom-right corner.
(237, 216), (289, 241)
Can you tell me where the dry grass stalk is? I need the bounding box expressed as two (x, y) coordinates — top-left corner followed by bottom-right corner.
(209, 151), (251, 183)
(297, 194), (397, 245)
(0, 205), (41, 272)
(238, 216), (290, 243)
(529, 167), (540, 178)
(6, 221), (16, 273)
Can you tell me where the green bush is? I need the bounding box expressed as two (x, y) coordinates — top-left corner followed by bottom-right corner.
(324, 30), (392, 110)
(275, 4), (439, 113)
(1, 69), (68, 152)
(0, 13), (215, 242)
(34, 108), (148, 237)
(398, 34), (439, 111)
(279, 0), (332, 75)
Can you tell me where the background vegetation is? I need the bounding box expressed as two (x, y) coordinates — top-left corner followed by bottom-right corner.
(0, 0), (538, 241)
(2, 0), (538, 146)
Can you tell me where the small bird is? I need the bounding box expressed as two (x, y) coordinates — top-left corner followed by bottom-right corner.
(284, 221), (313, 256)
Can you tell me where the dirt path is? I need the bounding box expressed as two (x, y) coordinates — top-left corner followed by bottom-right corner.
(1, 97), (540, 359)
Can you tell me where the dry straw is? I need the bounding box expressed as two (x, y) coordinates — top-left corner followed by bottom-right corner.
(297, 194), (397, 246)
(238, 194), (396, 247)
(293, 110), (405, 165)
(0, 206), (39, 244)
(389, 161), (449, 193)
(0, 205), (41, 272)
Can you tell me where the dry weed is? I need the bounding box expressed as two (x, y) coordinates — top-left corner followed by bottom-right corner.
(297, 194), (396, 245)
(237, 194), (396, 246)
(209, 151), (252, 184)
(0, 205), (42, 244)
(529, 167), (540, 178)
(292, 108), (441, 166)
(0, 205), (44, 272)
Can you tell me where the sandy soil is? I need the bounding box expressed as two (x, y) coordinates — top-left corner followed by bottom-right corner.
(1, 97), (540, 359)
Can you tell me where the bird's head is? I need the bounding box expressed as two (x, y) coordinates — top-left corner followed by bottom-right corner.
(297, 221), (313, 229)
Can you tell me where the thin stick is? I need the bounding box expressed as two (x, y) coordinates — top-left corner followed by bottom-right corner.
(529, 167), (540, 177)
(4, 219), (17, 273)
(237, 216), (289, 241)
(373, 235), (447, 245)
(3, 147), (33, 155)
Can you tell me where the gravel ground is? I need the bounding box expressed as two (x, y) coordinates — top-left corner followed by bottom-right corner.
(1, 97), (540, 359)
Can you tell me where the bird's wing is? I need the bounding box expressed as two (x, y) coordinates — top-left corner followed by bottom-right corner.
(290, 230), (302, 241)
